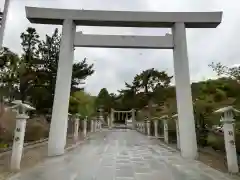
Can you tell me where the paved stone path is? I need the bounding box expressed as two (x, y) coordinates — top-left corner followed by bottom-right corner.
(7, 129), (240, 180)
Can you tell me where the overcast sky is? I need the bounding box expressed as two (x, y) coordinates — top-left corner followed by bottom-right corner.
(1, 0), (240, 95)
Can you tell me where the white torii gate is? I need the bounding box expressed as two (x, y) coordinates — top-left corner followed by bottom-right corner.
(110, 109), (135, 125)
(25, 6), (222, 159)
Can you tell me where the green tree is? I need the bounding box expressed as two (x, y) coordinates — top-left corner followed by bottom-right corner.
(34, 28), (94, 113)
(19, 27), (42, 102)
(0, 27), (95, 115)
(118, 82), (139, 110)
(69, 91), (96, 118)
(209, 62), (240, 80)
(130, 68), (172, 118)
(0, 47), (20, 102)
(95, 88), (112, 112)
(209, 62), (240, 108)
(0, 48), (20, 119)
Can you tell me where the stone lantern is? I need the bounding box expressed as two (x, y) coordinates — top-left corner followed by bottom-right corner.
(10, 100), (35, 171)
(214, 106), (240, 173)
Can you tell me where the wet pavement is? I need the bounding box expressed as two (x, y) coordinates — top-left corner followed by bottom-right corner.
(8, 129), (239, 180)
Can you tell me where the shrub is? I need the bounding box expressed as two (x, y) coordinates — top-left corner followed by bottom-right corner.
(207, 133), (225, 151)
(214, 89), (227, 102)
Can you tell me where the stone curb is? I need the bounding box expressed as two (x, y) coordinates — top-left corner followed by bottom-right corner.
(0, 140), (48, 158)
(2, 134), (93, 180)
(0, 133), (92, 158)
(0, 132), (91, 158)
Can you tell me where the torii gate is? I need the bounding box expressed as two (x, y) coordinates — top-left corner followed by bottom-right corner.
(25, 6), (222, 159)
(110, 108), (135, 125)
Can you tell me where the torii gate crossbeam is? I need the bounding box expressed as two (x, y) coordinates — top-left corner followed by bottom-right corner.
(74, 33), (173, 49)
(25, 6), (222, 160)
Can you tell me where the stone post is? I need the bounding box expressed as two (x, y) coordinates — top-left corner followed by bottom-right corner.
(163, 118), (169, 144)
(73, 116), (80, 143)
(98, 121), (102, 131)
(142, 121), (144, 133)
(67, 113), (73, 136)
(172, 22), (197, 159)
(10, 100), (35, 171)
(48, 19), (76, 156)
(107, 116), (110, 128)
(11, 114), (28, 171)
(132, 109), (136, 129)
(125, 115), (127, 126)
(142, 122), (144, 133)
(215, 106), (239, 173)
(111, 109), (114, 128)
(153, 119), (159, 138)
(99, 108), (104, 130)
(90, 119), (94, 132)
(82, 117), (87, 138)
(173, 114), (180, 149)
(94, 119), (99, 132)
(93, 119), (97, 132)
(146, 120), (150, 136)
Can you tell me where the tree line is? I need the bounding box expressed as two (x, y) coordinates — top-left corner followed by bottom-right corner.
(95, 63), (240, 127)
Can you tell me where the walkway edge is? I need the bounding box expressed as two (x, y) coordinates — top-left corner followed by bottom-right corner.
(65, 136), (90, 152)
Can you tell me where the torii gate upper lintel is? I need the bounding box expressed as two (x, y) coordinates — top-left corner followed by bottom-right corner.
(25, 6), (222, 159)
(25, 6), (222, 28)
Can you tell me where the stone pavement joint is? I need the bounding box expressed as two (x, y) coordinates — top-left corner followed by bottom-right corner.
(7, 129), (240, 180)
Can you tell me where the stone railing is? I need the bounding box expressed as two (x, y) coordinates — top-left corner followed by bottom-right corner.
(135, 116), (173, 145)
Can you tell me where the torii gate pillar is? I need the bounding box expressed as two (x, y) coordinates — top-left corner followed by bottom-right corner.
(48, 19), (76, 156)
(172, 23), (197, 159)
